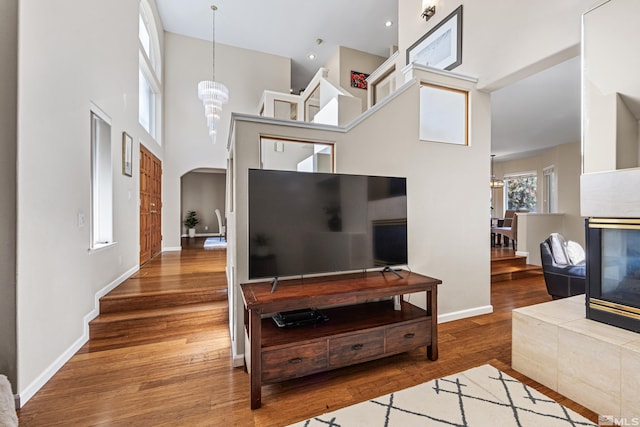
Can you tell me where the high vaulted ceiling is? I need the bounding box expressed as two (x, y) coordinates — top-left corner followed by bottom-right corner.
(155, 1), (581, 160)
(155, 0), (399, 92)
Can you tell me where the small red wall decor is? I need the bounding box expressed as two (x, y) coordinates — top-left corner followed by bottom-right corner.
(350, 71), (370, 89)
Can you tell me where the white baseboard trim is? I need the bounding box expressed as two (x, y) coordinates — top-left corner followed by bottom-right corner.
(18, 264), (139, 407)
(180, 233), (223, 238)
(87, 265), (139, 323)
(163, 246), (182, 252)
(232, 354), (244, 368)
(438, 305), (493, 324)
(515, 251), (529, 262)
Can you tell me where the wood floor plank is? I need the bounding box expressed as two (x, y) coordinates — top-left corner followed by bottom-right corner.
(17, 244), (598, 426)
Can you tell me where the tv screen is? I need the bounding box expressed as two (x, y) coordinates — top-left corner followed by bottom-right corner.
(248, 169), (408, 279)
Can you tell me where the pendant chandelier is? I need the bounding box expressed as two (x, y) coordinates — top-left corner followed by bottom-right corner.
(490, 154), (504, 188)
(197, 5), (229, 143)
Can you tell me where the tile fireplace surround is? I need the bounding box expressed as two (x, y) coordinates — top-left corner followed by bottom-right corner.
(512, 296), (640, 418)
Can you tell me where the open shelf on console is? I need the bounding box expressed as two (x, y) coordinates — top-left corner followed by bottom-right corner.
(261, 300), (428, 349)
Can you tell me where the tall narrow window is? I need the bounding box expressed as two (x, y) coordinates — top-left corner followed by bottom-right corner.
(543, 166), (556, 213)
(91, 110), (113, 248)
(139, 1), (162, 141)
(139, 69), (155, 134)
(138, 13), (151, 60)
(504, 172), (537, 212)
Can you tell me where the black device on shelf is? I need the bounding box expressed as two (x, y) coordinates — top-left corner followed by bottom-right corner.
(272, 309), (329, 328)
(248, 169), (408, 281)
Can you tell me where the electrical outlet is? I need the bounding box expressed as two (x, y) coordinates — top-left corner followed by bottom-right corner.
(78, 211), (85, 228)
(204, 225), (209, 231)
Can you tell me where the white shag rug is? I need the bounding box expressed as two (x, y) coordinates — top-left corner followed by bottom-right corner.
(287, 364), (596, 427)
(0, 375), (18, 427)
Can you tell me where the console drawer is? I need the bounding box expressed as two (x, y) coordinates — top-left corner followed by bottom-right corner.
(385, 319), (430, 354)
(329, 330), (384, 367)
(262, 341), (327, 383)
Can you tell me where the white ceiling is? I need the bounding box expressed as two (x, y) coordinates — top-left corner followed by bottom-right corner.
(155, 1), (581, 161)
(490, 56), (582, 161)
(155, 0), (398, 92)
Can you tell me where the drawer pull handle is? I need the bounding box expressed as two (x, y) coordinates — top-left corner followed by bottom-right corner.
(404, 333), (415, 339)
(351, 344), (364, 351)
(288, 357), (303, 364)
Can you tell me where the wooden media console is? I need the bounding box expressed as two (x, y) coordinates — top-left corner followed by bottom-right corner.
(240, 270), (441, 409)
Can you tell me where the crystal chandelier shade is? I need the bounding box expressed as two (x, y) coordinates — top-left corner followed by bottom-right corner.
(490, 154), (504, 188)
(198, 5), (228, 143)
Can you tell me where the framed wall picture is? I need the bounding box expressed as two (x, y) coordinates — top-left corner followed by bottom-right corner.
(122, 132), (133, 177)
(350, 70), (370, 89)
(406, 5), (463, 71)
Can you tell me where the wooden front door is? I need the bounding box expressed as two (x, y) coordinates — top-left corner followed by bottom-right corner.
(140, 145), (162, 265)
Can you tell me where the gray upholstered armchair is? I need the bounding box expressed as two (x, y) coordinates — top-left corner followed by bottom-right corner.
(540, 234), (586, 299)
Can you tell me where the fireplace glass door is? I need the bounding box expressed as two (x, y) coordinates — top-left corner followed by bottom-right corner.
(587, 218), (640, 333)
(600, 228), (640, 308)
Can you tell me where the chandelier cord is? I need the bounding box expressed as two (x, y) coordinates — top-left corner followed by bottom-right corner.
(211, 5), (216, 82)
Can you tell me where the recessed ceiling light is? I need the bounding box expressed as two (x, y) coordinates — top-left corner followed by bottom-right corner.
(385, 20), (393, 27)
(308, 53), (316, 60)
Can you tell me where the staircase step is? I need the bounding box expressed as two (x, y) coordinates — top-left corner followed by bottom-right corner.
(491, 264), (542, 283)
(99, 287), (227, 313)
(89, 301), (228, 340)
(490, 255), (527, 269)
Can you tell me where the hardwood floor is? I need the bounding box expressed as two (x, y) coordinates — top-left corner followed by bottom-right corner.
(17, 243), (597, 426)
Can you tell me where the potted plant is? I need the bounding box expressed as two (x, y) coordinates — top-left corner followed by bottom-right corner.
(184, 211), (199, 238)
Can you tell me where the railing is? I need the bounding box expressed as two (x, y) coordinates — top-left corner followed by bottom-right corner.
(366, 51), (399, 110)
(258, 68), (361, 127)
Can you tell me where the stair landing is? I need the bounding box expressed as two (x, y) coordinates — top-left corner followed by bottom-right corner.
(83, 243), (228, 353)
(491, 248), (542, 283)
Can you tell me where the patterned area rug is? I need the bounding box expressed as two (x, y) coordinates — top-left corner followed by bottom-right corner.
(287, 365), (596, 427)
(203, 237), (226, 249)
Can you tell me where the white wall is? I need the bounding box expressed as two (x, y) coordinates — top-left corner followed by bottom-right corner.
(580, 0), (640, 216)
(229, 70), (492, 359)
(162, 33), (291, 249)
(583, 0), (640, 173)
(398, 0), (589, 91)
(517, 214), (566, 265)
(0, 0), (17, 391)
(180, 171), (226, 235)
(324, 46), (386, 112)
(17, 0), (163, 402)
(338, 47), (386, 111)
(554, 142), (584, 244)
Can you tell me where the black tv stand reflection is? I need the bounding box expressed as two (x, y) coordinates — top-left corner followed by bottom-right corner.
(381, 266), (403, 278)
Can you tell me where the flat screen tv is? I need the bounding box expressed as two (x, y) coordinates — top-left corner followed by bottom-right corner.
(248, 169), (408, 280)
